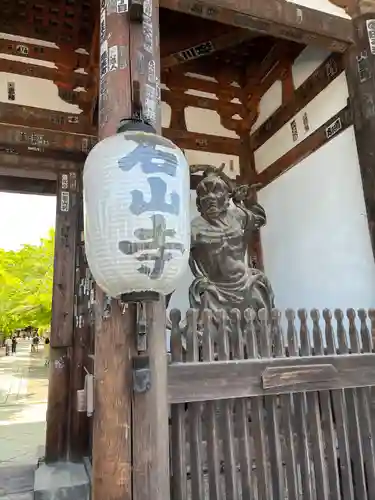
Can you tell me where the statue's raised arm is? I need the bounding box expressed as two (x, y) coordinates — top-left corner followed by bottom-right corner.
(231, 182), (266, 242)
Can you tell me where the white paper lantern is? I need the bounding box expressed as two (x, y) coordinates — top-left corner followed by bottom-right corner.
(83, 130), (190, 298)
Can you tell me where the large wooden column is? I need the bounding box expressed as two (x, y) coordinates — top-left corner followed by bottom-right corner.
(343, 0), (375, 258)
(46, 170), (79, 462)
(68, 183), (92, 460)
(92, 1), (167, 500)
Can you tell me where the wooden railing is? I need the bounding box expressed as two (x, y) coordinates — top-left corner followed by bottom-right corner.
(168, 307), (375, 500)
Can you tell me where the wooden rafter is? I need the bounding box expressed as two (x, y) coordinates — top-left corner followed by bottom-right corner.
(160, 0), (353, 52)
(0, 58), (89, 89)
(0, 2), (95, 50)
(161, 28), (254, 69)
(164, 127), (239, 154)
(163, 71), (242, 98)
(162, 89), (243, 117)
(0, 39), (89, 70)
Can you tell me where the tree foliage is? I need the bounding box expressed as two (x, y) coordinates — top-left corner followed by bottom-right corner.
(0, 229), (54, 336)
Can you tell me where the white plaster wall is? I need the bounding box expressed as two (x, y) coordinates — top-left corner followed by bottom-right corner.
(286, 0), (349, 18)
(254, 46), (348, 173)
(258, 127), (375, 312)
(256, 45), (375, 312)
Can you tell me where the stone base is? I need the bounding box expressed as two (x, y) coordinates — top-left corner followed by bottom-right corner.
(33, 462), (90, 500)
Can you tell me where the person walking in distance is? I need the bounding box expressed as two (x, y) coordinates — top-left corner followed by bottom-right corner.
(4, 337), (11, 356)
(11, 336), (17, 355)
(44, 337), (50, 367)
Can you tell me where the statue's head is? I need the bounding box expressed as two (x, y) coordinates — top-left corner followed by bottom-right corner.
(196, 173), (231, 220)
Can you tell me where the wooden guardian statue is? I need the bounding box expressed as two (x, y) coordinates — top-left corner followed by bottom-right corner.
(188, 163), (275, 337)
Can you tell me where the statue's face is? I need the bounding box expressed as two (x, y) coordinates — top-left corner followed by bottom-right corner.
(196, 175), (230, 219)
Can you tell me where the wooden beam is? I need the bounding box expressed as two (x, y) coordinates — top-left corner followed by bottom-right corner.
(168, 351), (375, 403)
(163, 127), (240, 154)
(230, 42), (304, 132)
(0, 144), (87, 163)
(0, 107), (236, 155)
(163, 71), (243, 98)
(0, 102), (95, 135)
(0, 175), (56, 195)
(160, 0), (353, 52)
(0, 152), (79, 173)
(161, 29), (253, 69)
(0, 124), (96, 161)
(0, 58), (89, 89)
(162, 88), (242, 115)
(0, 39), (89, 70)
(257, 105), (352, 188)
(252, 53), (345, 150)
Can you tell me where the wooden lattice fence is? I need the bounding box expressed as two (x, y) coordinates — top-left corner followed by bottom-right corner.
(168, 307), (375, 500)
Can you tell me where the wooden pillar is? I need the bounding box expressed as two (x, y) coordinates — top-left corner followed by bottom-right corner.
(92, 1), (168, 499)
(344, 0), (375, 259)
(68, 179), (91, 460)
(45, 171), (79, 462)
(91, 7), (134, 500)
(239, 133), (264, 270)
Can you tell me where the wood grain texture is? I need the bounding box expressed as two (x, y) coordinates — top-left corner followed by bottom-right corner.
(132, 300), (170, 500)
(167, 306), (375, 499)
(0, 102), (95, 135)
(45, 347), (70, 462)
(68, 183), (92, 460)
(160, 0), (353, 51)
(91, 6), (134, 500)
(51, 171), (78, 348)
(345, 13), (375, 269)
(46, 170), (78, 462)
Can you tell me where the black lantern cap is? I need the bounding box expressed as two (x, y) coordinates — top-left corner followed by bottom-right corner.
(117, 118), (156, 134)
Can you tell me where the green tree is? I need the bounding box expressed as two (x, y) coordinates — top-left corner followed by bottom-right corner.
(0, 229), (55, 336)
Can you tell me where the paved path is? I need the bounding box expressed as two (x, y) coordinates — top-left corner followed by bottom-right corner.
(0, 339), (49, 499)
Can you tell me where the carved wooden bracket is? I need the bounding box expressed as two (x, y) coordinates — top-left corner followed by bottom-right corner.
(328, 0), (375, 16)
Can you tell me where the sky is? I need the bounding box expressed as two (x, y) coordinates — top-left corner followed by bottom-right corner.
(0, 193), (56, 250)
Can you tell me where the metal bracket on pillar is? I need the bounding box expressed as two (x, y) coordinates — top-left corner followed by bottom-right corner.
(133, 355), (151, 393)
(128, 0), (144, 22)
(115, 81), (156, 134)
